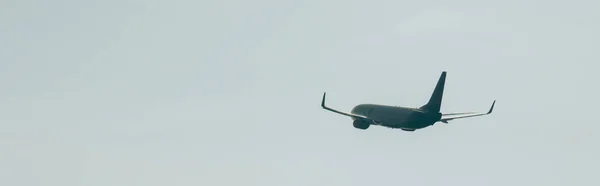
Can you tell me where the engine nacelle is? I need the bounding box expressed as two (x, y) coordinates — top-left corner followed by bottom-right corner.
(353, 119), (370, 130)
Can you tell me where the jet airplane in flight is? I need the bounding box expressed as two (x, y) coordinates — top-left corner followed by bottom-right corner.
(321, 71), (495, 131)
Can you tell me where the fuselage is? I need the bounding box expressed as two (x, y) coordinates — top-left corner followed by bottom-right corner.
(350, 104), (442, 130)
(321, 71), (495, 131)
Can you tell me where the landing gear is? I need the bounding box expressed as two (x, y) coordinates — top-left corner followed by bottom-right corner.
(353, 120), (370, 130)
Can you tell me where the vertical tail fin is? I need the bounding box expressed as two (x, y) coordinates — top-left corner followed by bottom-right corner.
(420, 71), (446, 113)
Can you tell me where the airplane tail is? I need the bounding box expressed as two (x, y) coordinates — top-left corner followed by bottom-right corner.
(419, 71), (446, 113)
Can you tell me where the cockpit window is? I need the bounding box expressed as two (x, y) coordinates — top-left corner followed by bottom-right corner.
(366, 108), (374, 116)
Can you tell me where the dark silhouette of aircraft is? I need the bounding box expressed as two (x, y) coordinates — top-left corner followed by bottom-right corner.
(321, 71), (495, 131)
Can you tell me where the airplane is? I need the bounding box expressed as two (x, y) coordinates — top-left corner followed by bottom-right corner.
(321, 71), (495, 131)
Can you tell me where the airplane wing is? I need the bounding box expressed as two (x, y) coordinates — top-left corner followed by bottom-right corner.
(440, 100), (495, 123)
(321, 92), (372, 121)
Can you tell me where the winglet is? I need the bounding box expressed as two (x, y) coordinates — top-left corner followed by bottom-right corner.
(321, 92), (327, 108)
(487, 100), (496, 114)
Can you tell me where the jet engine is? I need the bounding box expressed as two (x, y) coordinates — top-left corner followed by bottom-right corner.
(353, 119), (370, 130)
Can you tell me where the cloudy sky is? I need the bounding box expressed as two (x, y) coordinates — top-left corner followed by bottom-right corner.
(1, 0), (599, 185)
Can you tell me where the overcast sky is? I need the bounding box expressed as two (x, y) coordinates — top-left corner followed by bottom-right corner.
(1, 0), (599, 185)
